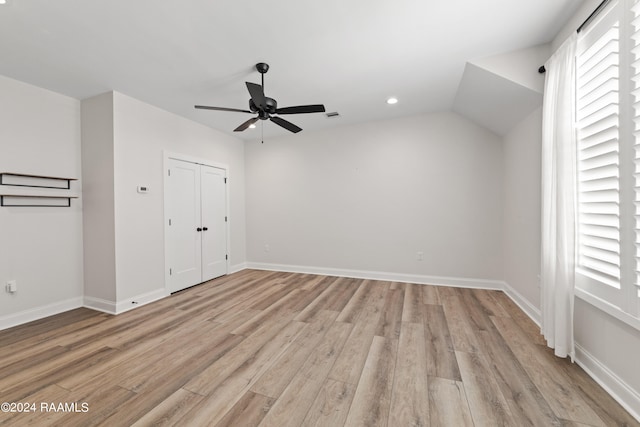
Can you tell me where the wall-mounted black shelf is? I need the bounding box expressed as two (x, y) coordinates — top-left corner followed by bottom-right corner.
(0, 195), (78, 207)
(0, 173), (79, 207)
(0, 172), (77, 189)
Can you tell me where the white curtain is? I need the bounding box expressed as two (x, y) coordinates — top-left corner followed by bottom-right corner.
(541, 32), (578, 360)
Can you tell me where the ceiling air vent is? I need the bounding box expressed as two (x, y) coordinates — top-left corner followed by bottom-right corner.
(326, 112), (340, 118)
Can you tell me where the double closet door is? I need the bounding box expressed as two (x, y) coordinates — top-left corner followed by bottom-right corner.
(166, 158), (227, 293)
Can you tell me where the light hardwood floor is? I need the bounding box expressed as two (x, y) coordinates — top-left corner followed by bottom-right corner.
(0, 270), (638, 426)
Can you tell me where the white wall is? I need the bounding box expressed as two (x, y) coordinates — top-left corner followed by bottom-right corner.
(1, 83), (247, 321)
(79, 91), (247, 310)
(246, 112), (504, 285)
(81, 92), (116, 302)
(502, 107), (542, 315)
(0, 74), (84, 327)
(112, 92), (247, 301)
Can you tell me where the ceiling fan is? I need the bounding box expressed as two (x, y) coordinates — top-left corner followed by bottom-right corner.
(195, 62), (326, 134)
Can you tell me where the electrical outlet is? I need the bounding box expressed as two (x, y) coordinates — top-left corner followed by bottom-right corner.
(6, 280), (17, 293)
(416, 251), (424, 261)
(264, 244), (270, 252)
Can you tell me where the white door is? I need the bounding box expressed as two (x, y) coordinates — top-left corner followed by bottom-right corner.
(201, 165), (227, 281)
(167, 159), (202, 293)
(166, 159), (228, 293)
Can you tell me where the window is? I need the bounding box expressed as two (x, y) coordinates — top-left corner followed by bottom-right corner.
(575, 0), (640, 320)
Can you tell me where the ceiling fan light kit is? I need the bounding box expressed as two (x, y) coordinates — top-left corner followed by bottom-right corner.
(195, 63), (326, 139)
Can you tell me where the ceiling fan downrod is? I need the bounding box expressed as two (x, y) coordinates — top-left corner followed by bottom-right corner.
(256, 62), (269, 92)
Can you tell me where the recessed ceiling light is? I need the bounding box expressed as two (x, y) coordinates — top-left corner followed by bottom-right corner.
(249, 124), (256, 129)
(0, 1), (7, 4)
(386, 97), (398, 105)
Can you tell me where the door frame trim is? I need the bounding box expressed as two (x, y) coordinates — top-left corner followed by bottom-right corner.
(163, 151), (230, 294)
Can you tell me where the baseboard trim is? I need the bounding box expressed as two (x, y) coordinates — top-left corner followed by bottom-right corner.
(502, 281), (541, 326)
(0, 297), (83, 331)
(84, 288), (169, 315)
(114, 288), (169, 314)
(83, 296), (117, 315)
(575, 343), (640, 423)
(229, 262), (248, 274)
(246, 262), (504, 290)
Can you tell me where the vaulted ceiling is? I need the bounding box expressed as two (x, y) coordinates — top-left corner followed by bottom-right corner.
(0, 0), (582, 141)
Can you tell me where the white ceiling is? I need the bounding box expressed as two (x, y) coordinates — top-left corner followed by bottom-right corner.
(0, 0), (582, 141)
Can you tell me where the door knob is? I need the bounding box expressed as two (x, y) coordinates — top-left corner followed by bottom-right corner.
(197, 227), (202, 232)
(203, 227), (208, 231)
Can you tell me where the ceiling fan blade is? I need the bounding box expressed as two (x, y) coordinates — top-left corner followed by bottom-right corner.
(270, 116), (302, 133)
(234, 117), (260, 132)
(275, 104), (326, 115)
(195, 105), (252, 113)
(246, 82), (267, 109)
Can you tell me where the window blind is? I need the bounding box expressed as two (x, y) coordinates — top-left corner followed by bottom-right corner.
(632, 0), (640, 296)
(577, 20), (622, 289)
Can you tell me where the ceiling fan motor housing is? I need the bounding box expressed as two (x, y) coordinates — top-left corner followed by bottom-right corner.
(249, 97), (278, 115)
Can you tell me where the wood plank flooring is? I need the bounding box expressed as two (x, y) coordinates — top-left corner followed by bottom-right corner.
(0, 269), (638, 426)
